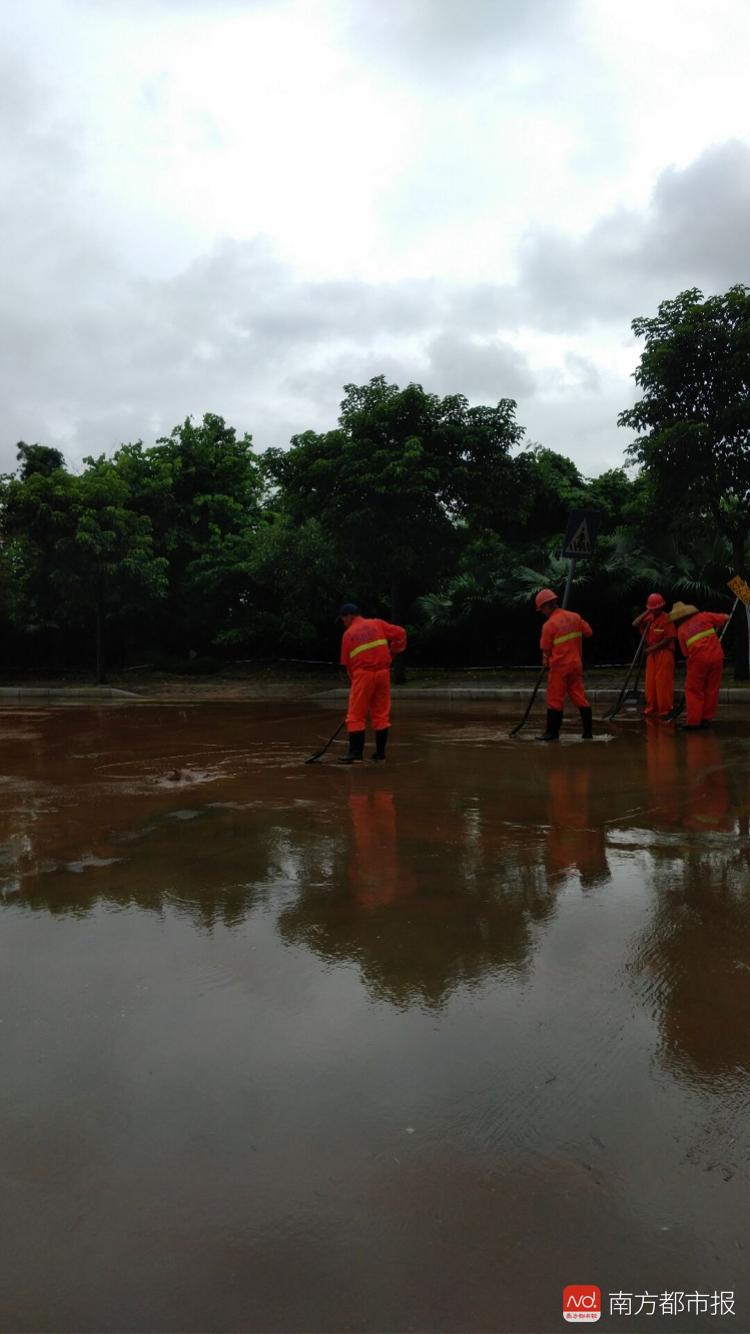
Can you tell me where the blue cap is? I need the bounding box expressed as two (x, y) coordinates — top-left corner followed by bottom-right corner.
(337, 602), (359, 619)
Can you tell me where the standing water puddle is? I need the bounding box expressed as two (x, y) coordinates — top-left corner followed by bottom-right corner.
(0, 702), (749, 1332)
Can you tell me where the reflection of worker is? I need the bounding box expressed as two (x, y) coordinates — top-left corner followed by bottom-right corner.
(338, 603), (407, 763)
(645, 722), (680, 827)
(668, 602), (730, 731)
(545, 756), (610, 887)
(348, 789), (416, 907)
(682, 732), (731, 832)
(632, 592), (676, 719)
(535, 588), (593, 741)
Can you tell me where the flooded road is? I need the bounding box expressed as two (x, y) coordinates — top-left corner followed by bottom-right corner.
(1, 702), (749, 1332)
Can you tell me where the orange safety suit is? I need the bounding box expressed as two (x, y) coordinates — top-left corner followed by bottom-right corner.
(540, 608), (592, 711)
(676, 612), (729, 727)
(341, 615), (407, 731)
(643, 610), (677, 716)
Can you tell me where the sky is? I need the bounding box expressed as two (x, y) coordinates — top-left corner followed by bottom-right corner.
(2, 0), (749, 477)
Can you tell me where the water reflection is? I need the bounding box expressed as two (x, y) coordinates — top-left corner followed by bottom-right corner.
(5, 703), (750, 1081)
(633, 729), (750, 1089)
(642, 725), (737, 839)
(0, 711), (628, 1013)
(0, 780), (338, 935)
(544, 750), (610, 889)
(4, 705), (750, 1331)
(644, 720), (681, 825)
(681, 731), (732, 833)
(278, 782), (558, 1008)
(347, 789), (417, 908)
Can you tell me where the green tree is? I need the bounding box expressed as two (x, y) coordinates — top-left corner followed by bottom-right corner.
(0, 458), (73, 653)
(509, 446), (584, 539)
(114, 414), (263, 653)
(264, 376), (525, 676)
(619, 285), (750, 672)
(15, 442), (67, 480)
(1, 457), (167, 681)
(185, 514), (346, 658)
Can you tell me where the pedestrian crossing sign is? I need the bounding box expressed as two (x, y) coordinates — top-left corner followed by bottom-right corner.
(562, 510), (601, 560)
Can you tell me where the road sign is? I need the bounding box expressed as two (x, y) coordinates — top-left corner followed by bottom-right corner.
(562, 510), (601, 560)
(728, 574), (750, 605)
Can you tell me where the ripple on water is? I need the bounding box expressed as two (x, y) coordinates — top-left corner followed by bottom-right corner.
(65, 856), (122, 873)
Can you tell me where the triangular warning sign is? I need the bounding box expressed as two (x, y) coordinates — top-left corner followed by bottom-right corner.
(566, 519), (591, 555)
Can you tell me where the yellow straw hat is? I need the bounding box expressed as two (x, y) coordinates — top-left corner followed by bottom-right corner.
(668, 601), (699, 623)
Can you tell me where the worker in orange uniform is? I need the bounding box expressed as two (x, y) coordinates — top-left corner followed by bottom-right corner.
(668, 601), (730, 731)
(632, 592), (677, 719)
(338, 603), (407, 763)
(535, 588), (593, 741)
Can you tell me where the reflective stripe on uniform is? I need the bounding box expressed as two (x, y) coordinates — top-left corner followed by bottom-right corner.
(552, 631), (582, 646)
(686, 628), (716, 647)
(349, 637), (388, 659)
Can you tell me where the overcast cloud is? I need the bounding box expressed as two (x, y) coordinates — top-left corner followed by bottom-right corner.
(1, 0), (749, 476)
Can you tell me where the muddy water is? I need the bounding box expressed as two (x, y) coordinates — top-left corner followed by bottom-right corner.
(1, 702), (749, 1333)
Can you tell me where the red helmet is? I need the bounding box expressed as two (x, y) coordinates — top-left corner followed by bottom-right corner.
(535, 588), (558, 611)
(646, 593), (665, 611)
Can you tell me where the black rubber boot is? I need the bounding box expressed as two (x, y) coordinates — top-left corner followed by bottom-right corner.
(339, 730), (365, 763)
(580, 706), (593, 739)
(371, 728), (389, 761)
(536, 709), (562, 741)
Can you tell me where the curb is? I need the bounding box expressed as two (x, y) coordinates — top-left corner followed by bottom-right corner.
(0, 687), (139, 699)
(315, 687), (750, 703)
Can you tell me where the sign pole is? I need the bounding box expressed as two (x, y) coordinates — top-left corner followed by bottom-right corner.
(727, 575), (750, 678)
(562, 556), (577, 610)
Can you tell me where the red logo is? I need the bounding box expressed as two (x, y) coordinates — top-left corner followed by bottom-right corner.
(563, 1286), (601, 1322)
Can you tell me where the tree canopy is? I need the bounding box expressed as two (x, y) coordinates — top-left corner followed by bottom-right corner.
(619, 285), (750, 674)
(264, 377), (524, 614)
(0, 290), (746, 680)
(619, 285), (750, 570)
